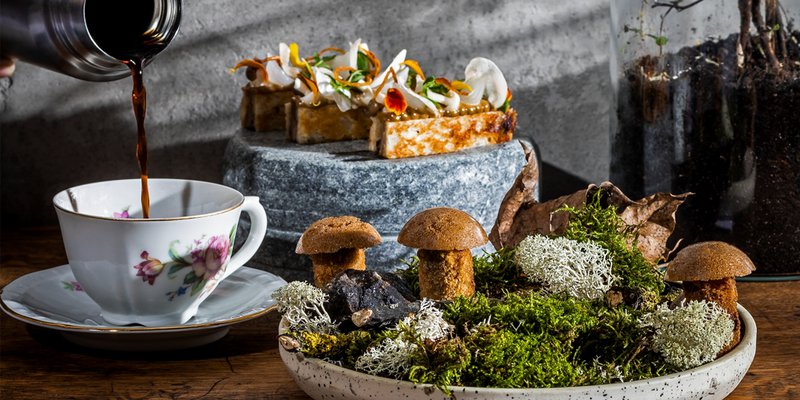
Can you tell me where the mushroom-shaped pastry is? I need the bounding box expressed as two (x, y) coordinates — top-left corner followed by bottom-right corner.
(664, 241), (755, 354)
(296, 216), (382, 288)
(398, 207), (488, 300)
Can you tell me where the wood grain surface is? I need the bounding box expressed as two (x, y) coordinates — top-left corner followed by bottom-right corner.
(1, 226), (798, 399)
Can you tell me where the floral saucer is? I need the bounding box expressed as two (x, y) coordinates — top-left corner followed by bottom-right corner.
(0, 264), (286, 351)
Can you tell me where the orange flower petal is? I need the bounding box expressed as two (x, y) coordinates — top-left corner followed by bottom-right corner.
(451, 80), (472, 94)
(371, 67), (399, 102)
(298, 75), (320, 105)
(384, 88), (407, 115)
(229, 59), (268, 83)
(402, 60), (425, 81)
(506, 88), (513, 101)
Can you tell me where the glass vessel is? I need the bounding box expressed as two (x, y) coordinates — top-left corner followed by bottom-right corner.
(610, 0), (800, 275)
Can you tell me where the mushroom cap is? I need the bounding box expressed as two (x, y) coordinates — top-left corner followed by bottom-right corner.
(398, 207), (488, 251)
(296, 216), (382, 254)
(664, 241), (756, 281)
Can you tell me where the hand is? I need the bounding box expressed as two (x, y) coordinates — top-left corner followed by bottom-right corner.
(0, 56), (16, 78)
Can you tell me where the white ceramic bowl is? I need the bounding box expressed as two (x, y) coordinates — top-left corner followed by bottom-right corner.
(279, 305), (756, 400)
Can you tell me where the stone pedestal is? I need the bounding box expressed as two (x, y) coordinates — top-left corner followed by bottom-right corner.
(223, 130), (534, 281)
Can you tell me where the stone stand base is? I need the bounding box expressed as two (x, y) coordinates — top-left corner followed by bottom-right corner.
(223, 130), (534, 281)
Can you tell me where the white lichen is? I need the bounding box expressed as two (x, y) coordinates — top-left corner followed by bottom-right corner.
(400, 298), (451, 341)
(514, 235), (616, 300)
(272, 281), (337, 334)
(354, 299), (452, 378)
(642, 300), (735, 370)
(354, 336), (418, 377)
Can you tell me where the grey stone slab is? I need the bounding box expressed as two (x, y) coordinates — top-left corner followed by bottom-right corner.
(224, 130), (533, 276)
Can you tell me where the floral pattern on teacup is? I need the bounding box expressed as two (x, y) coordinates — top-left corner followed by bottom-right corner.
(62, 281), (83, 292)
(134, 251), (165, 285)
(113, 207), (130, 219)
(133, 225), (236, 301)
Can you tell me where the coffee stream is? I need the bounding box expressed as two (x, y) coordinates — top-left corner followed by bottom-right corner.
(86, 1), (165, 218)
(126, 58), (150, 218)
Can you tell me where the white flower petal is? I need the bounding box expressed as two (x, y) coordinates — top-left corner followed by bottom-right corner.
(444, 90), (461, 112)
(333, 91), (352, 112)
(399, 83), (439, 116)
(278, 42), (302, 78)
(266, 59), (294, 87)
(460, 77), (486, 105)
(371, 50), (407, 90)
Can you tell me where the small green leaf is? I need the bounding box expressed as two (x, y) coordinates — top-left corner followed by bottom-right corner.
(498, 98), (511, 113)
(407, 69), (418, 90)
(357, 51), (370, 71)
(167, 262), (186, 278)
(191, 279), (206, 296)
(772, 23), (781, 32)
(654, 36), (668, 47)
(183, 271), (198, 285)
(349, 70), (366, 83)
(229, 225), (237, 244)
(168, 240), (189, 265)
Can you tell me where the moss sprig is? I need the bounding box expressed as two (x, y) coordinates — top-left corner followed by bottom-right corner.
(559, 191), (665, 305)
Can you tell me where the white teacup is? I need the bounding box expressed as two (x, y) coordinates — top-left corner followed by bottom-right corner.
(53, 179), (267, 327)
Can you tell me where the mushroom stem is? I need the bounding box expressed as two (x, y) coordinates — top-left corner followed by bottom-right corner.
(682, 277), (740, 355)
(310, 248), (366, 288)
(417, 249), (475, 300)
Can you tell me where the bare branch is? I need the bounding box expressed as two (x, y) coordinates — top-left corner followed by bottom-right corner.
(767, 0), (789, 60)
(752, 0), (783, 72)
(738, 0), (753, 69)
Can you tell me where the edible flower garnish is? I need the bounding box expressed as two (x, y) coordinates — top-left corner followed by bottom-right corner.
(450, 79), (472, 94)
(333, 66), (374, 87)
(306, 47), (344, 70)
(498, 88), (513, 112)
(402, 60), (425, 81)
(229, 58), (268, 83)
(372, 67), (399, 102)
(360, 48), (381, 77)
(384, 88), (407, 115)
(298, 74), (320, 105)
(289, 42), (312, 76)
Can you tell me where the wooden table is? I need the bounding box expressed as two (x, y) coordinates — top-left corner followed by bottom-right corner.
(1, 226), (798, 399)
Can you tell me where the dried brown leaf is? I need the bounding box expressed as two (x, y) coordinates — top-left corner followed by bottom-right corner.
(490, 162), (689, 263)
(620, 192), (691, 263)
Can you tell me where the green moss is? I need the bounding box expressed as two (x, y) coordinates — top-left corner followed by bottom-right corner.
(472, 247), (537, 296)
(293, 330), (376, 368)
(396, 257), (420, 297)
(463, 326), (589, 388)
(441, 291), (674, 386)
(444, 292), (599, 339)
(559, 191), (665, 305)
(408, 338), (471, 394)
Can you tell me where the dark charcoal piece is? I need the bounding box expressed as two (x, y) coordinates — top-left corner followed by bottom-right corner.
(324, 270), (418, 331)
(380, 272), (418, 302)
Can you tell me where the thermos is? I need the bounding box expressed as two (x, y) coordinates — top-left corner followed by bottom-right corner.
(0, 0), (181, 81)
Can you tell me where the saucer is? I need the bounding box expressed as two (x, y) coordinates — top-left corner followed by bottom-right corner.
(0, 264), (287, 351)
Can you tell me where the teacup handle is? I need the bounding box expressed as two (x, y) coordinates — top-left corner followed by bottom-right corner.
(221, 196), (267, 281)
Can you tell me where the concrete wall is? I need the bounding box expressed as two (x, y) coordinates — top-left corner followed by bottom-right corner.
(0, 0), (610, 226)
